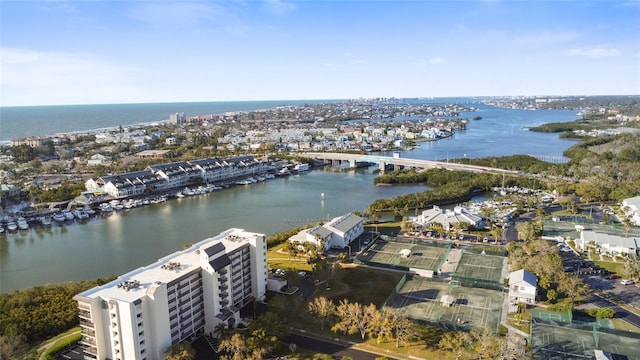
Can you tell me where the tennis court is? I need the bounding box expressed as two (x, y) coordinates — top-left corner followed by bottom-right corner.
(531, 322), (640, 360)
(452, 251), (505, 287)
(384, 276), (503, 331)
(356, 238), (450, 271)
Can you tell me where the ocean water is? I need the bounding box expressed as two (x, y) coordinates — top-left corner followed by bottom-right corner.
(0, 99), (337, 142)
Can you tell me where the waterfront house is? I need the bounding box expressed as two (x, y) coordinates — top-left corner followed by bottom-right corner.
(323, 213), (365, 249)
(508, 269), (537, 307)
(101, 171), (150, 198)
(291, 212), (364, 252)
(148, 161), (195, 189)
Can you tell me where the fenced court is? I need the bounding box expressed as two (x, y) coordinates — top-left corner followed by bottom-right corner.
(355, 238), (450, 271)
(383, 276), (503, 332)
(451, 250), (505, 290)
(531, 322), (640, 360)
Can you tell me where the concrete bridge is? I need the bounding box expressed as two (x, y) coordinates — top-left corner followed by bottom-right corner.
(300, 152), (519, 175)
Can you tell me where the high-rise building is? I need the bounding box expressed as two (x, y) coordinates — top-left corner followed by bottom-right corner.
(169, 112), (186, 124)
(74, 228), (268, 360)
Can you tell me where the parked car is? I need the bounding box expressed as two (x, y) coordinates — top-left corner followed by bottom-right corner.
(606, 274), (618, 280)
(620, 279), (634, 285)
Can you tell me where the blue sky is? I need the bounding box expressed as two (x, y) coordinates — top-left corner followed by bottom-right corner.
(1, 0), (639, 106)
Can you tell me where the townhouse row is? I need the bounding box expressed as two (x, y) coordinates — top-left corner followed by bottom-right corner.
(85, 155), (275, 198)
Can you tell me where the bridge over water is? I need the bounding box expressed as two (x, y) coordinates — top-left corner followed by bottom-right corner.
(300, 152), (519, 175)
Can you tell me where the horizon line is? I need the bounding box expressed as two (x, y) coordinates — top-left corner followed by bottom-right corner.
(3, 94), (639, 108)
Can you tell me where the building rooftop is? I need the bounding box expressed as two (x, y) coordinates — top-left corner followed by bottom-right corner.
(75, 228), (260, 303)
(325, 213), (363, 233)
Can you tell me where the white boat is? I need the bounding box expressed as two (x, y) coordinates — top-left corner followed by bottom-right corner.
(6, 221), (18, 232)
(278, 167), (291, 176)
(52, 212), (66, 223)
(40, 216), (52, 227)
(294, 163), (310, 172)
(182, 187), (195, 196)
(99, 203), (113, 214)
(17, 217), (29, 230)
(74, 209), (90, 221)
(0, 226), (4, 234)
(62, 210), (75, 221)
(235, 178), (252, 185)
(83, 207), (97, 216)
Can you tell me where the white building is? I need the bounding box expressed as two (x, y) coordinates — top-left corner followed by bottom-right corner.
(578, 230), (638, 257)
(508, 269), (537, 307)
(74, 228), (267, 360)
(409, 205), (484, 230)
(622, 195), (640, 226)
(292, 213), (364, 252)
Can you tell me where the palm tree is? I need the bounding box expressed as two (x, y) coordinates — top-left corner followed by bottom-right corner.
(213, 323), (227, 339)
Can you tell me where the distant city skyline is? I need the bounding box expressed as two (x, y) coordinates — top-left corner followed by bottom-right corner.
(1, 0), (639, 106)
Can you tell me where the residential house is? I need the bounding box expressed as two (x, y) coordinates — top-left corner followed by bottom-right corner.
(409, 205), (484, 231)
(508, 269), (537, 307)
(578, 230), (638, 258)
(291, 213), (364, 252)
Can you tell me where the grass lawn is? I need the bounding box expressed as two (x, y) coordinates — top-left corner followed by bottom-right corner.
(593, 260), (625, 275)
(611, 318), (640, 333)
(267, 243), (313, 272)
(365, 221), (401, 235)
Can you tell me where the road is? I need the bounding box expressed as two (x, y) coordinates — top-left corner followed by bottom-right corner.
(283, 331), (403, 360)
(587, 294), (640, 329)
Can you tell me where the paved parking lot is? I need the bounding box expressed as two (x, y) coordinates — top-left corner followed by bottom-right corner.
(557, 243), (640, 311)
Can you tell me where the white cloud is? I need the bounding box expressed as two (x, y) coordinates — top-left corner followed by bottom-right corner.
(263, 0), (295, 15)
(430, 57), (446, 65)
(0, 47), (147, 106)
(566, 47), (621, 58)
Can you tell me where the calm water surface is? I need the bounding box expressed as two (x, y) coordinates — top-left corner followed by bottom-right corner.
(0, 170), (426, 292)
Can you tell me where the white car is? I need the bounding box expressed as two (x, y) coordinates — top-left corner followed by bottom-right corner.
(620, 279), (634, 286)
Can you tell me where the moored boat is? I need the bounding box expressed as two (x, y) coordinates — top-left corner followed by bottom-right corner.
(17, 217), (29, 230)
(293, 163), (310, 172)
(62, 209), (75, 221)
(6, 220), (18, 232)
(40, 215), (52, 227)
(52, 212), (66, 223)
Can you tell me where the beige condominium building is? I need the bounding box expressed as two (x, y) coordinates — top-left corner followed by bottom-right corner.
(74, 228), (268, 360)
